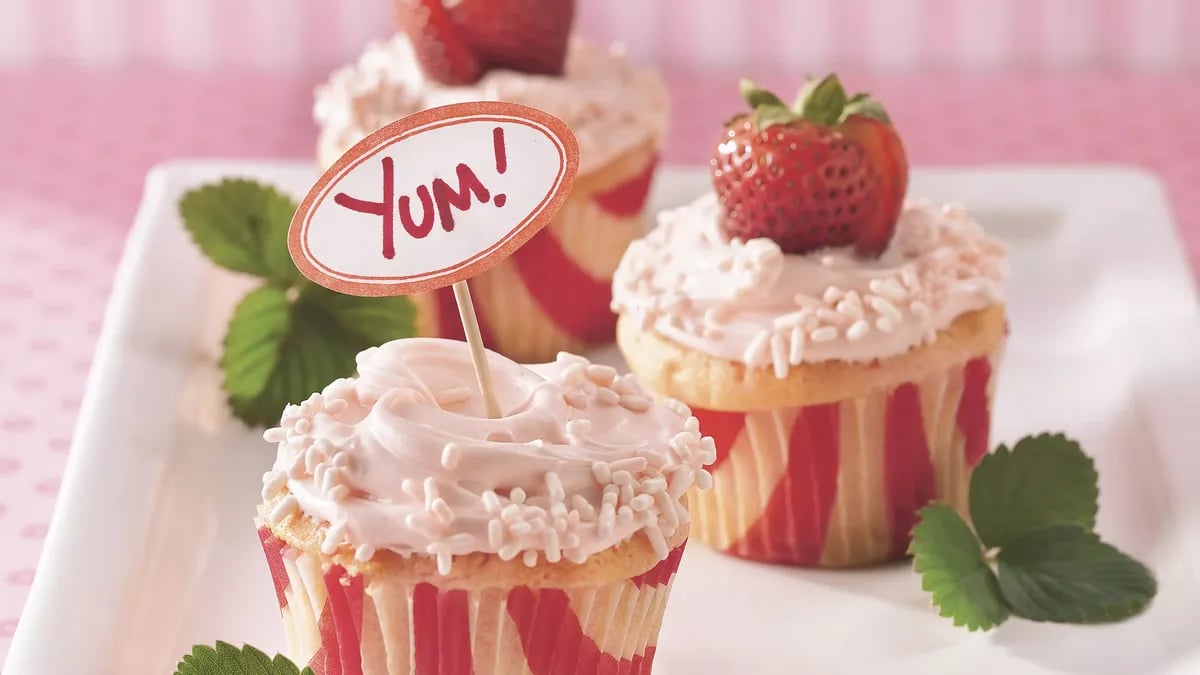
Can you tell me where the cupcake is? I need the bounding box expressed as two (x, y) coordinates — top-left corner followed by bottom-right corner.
(611, 76), (1007, 567)
(257, 338), (714, 672)
(313, 1), (667, 363)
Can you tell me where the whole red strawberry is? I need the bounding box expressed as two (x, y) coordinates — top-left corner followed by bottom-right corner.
(710, 75), (908, 257)
(394, 0), (576, 86)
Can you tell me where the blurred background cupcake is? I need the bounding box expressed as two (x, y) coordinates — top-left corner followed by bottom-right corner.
(314, 0), (668, 363)
(257, 338), (714, 671)
(612, 77), (1007, 567)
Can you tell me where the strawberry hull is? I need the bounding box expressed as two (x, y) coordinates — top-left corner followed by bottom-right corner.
(257, 527), (686, 674)
(688, 351), (1002, 567)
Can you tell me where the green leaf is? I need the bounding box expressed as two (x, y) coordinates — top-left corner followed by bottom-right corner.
(222, 283), (416, 427)
(910, 504), (1011, 631)
(180, 179), (301, 283)
(753, 104), (799, 131)
(996, 525), (1157, 623)
(842, 97), (891, 124)
(175, 642), (314, 675)
(798, 73), (849, 126)
(969, 433), (1099, 549)
(740, 78), (786, 109)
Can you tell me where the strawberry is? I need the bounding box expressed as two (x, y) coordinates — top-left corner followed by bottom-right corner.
(710, 75), (908, 257)
(394, 0), (576, 86)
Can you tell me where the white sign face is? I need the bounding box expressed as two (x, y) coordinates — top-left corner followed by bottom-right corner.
(290, 101), (579, 296)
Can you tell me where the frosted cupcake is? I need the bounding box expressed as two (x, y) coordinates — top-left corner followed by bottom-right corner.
(314, 2), (667, 363)
(257, 338), (713, 672)
(612, 76), (1007, 567)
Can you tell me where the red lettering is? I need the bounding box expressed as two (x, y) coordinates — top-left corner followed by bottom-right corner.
(399, 185), (435, 239)
(432, 163), (490, 233)
(334, 156), (396, 259)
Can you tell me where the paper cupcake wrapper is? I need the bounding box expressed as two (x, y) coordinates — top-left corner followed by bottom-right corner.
(258, 527), (685, 675)
(686, 351), (1002, 567)
(413, 153), (658, 364)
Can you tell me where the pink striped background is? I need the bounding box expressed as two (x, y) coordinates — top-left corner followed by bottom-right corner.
(2, 0), (1199, 72)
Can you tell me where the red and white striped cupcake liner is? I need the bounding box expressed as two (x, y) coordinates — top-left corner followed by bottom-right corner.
(418, 154), (659, 363)
(258, 526), (686, 674)
(687, 351), (1001, 567)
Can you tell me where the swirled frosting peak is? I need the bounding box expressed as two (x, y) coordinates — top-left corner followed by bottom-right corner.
(261, 339), (714, 574)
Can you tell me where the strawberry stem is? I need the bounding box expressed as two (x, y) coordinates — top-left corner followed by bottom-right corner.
(738, 74), (892, 131)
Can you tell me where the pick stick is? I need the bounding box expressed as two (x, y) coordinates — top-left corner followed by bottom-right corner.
(452, 280), (501, 418)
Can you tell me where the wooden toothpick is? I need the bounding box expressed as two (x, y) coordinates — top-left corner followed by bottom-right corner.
(452, 280), (501, 418)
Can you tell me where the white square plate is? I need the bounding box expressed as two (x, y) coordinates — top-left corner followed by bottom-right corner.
(7, 163), (1200, 675)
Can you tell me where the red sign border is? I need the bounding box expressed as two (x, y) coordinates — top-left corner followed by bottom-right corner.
(289, 101), (581, 297)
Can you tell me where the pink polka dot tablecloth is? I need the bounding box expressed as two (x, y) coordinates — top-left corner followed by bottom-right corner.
(0, 67), (1198, 661)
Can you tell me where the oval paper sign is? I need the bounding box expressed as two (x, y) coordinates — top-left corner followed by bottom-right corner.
(289, 101), (580, 297)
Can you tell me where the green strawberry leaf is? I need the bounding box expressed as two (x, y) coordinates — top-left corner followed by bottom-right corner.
(740, 78), (786, 110)
(969, 434), (1099, 549)
(910, 504), (1010, 631)
(222, 283), (415, 427)
(180, 179), (301, 284)
(754, 104), (800, 131)
(175, 642), (314, 675)
(798, 73), (848, 126)
(842, 97), (891, 124)
(996, 525), (1157, 623)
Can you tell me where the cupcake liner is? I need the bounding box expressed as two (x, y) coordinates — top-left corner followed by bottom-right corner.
(687, 351), (1003, 567)
(415, 152), (659, 363)
(258, 526), (686, 674)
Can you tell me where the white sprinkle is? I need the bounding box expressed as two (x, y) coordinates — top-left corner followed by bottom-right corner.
(641, 477), (668, 494)
(423, 477), (439, 511)
(522, 550), (539, 567)
(488, 519), (504, 548)
(543, 528), (562, 563)
(663, 398), (691, 417)
(435, 386), (471, 407)
(328, 485), (350, 502)
(644, 524), (669, 559)
(810, 326), (838, 342)
(696, 469), (714, 490)
(565, 548), (589, 564)
(699, 437), (717, 464)
(602, 484), (619, 504)
(332, 452), (353, 470)
(509, 520), (533, 536)
(570, 495), (595, 519)
(901, 266), (920, 289)
(261, 471), (286, 499)
(788, 326), (807, 365)
(481, 490), (502, 514)
(498, 544), (521, 561)
(269, 495), (299, 525)
(822, 286), (843, 304)
(612, 470), (634, 486)
(486, 430), (515, 443)
(321, 468), (340, 495)
(612, 374), (639, 395)
(562, 533), (581, 550)
(325, 399), (348, 415)
(287, 451), (307, 479)
(430, 498), (454, 525)
(447, 533), (474, 548)
(402, 478), (423, 502)
(620, 483), (636, 506)
(509, 487), (527, 504)
(354, 544), (375, 562)
(770, 334), (789, 379)
(545, 472), (566, 503)
(876, 317), (896, 333)
(591, 461), (613, 484)
(550, 502), (568, 519)
(305, 446), (324, 474)
(585, 364), (617, 387)
(435, 545), (453, 575)
(668, 469), (695, 499)
(263, 427), (287, 443)
(704, 305), (732, 325)
(610, 457), (648, 473)
(846, 320), (870, 341)
(630, 494), (655, 512)
(294, 418), (312, 435)
(684, 416), (701, 433)
(773, 308), (812, 330)
(836, 298), (863, 321)
(321, 523), (344, 555)
(869, 278), (909, 301)
(404, 513), (440, 540)
(656, 492), (679, 530)
(743, 331), (771, 365)
(618, 505), (635, 524)
(565, 419), (593, 437)
(527, 439), (545, 448)
(563, 390), (588, 409)
(561, 363), (588, 387)
(911, 301), (932, 319)
(595, 388), (620, 406)
(816, 308), (843, 324)
(501, 504), (522, 522)
(619, 394), (651, 412)
(441, 443), (461, 470)
(869, 296), (903, 322)
(598, 503), (616, 537)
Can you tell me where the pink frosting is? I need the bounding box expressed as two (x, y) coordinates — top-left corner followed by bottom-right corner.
(314, 37), (668, 175)
(260, 339), (714, 574)
(611, 195), (1007, 375)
